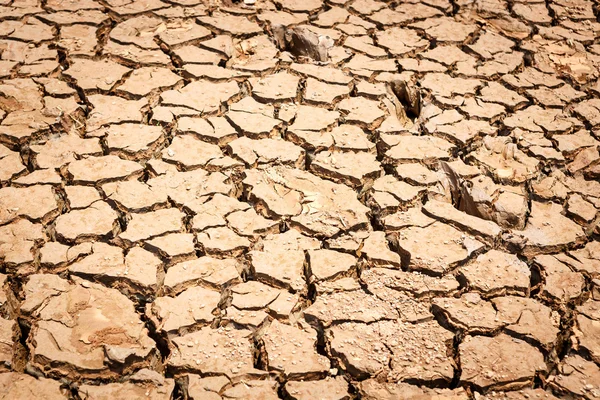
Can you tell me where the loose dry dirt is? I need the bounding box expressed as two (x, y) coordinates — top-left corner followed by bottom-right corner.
(0, 0), (599, 398)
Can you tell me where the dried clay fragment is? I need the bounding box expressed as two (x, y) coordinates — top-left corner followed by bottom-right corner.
(272, 25), (334, 62)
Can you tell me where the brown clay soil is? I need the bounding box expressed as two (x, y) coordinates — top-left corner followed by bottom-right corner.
(0, 0), (600, 398)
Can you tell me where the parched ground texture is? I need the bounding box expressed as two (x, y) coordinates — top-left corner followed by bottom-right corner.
(0, 0), (600, 398)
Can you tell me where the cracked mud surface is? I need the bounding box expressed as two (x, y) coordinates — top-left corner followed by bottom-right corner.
(0, 0), (599, 398)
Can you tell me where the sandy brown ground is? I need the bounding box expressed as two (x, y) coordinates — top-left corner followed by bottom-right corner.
(0, 0), (599, 398)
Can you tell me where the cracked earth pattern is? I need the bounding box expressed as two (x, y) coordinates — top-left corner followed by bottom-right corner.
(0, 0), (600, 398)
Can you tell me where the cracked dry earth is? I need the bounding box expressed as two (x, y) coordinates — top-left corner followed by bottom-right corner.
(1, 0), (600, 399)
